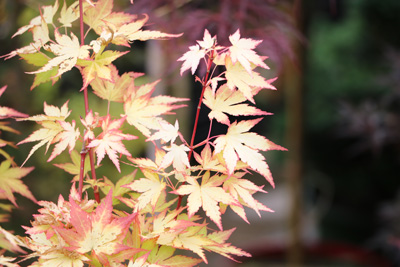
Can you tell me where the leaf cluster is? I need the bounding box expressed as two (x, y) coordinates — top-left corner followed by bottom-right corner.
(0, 0), (286, 266)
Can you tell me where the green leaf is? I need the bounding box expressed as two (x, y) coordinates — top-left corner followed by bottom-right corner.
(0, 160), (36, 206)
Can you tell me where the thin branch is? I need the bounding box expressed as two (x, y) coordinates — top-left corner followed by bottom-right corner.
(78, 0), (100, 203)
(176, 50), (215, 210)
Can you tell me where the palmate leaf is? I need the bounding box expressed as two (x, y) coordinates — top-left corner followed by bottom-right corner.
(159, 144), (190, 173)
(224, 56), (276, 103)
(147, 245), (202, 267)
(174, 172), (237, 230)
(18, 53), (60, 90)
(84, 0), (135, 34)
(204, 228), (251, 261)
(203, 84), (271, 125)
(171, 226), (216, 264)
(77, 50), (129, 89)
(177, 44), (206, 76)
(0, 160), (36, 206)
(124, 80), (188, 137)
(213, 118), (287, 188)
(123, 169), (166, 212)
(17, 101), (74, 165)
(87, 115), (137, 172)
(223, 172), (273, 222)
(56, 191), (139, 265)
(111, 14), (182, 47)
(26, 30), (90, 78)
(228, 29), (269, 74)
(90, 64), (143, 103)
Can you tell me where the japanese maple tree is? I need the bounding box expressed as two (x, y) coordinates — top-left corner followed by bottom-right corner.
(0, 0), (285, 266)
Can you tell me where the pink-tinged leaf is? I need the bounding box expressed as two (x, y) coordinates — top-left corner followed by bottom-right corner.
(0, 160), (36, 206)
(47, 120), (80, 162)
(225, 57), (276, 103)
(124, 80), (188, 137)
(214, 119), (286, 188)
(0, 160), (35, 206)
(78, 51), (129, 89)
(108, 14), (182, 47)
(228, 29), (269, 74)
(178, 44), (206, 75)
(17, 101), (71, 165)
(83, 0), (113, 33)
(147, 120), (179, 144)
(205, 228), (252, 261)
(160, 255), (203, 267)
(193, 143), (226, 173)
(0, 226), (26, 254)
(57, 191), (136, 259)
(174, 172), (237, 230)
(203, 84), (271, 125)
(171, 229), (216, 264)
(88, 115), (137, 172)
(159, 144), (190, 172)
(123, 170), (166, 211)
(223, 173), (267, 217)
(26, 30), (90, 77)
(90, 64), (142, 103)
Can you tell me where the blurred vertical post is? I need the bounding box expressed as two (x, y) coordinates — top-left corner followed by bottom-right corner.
(285, 0), (304, 265)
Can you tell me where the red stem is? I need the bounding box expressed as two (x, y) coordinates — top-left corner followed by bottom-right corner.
(176, 50), (215, 210)
(78, 0), (100, 203)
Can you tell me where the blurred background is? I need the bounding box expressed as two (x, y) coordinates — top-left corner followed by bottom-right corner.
(1, 0), (400, 266)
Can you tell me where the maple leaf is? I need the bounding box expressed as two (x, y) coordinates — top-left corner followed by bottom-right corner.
(178, 29), (219, 75)
(0, 160), (36, 206)
(27, 30), (90, 77)
(159, 144), (190, 173)
(225, 56), (276, 103)
(149, 208), (198, 244)
(56, 191), (138, 265)
(146, 120), (180, 144)
(37, 249), (90, 267)
(111, 14), (182, 47)
(204, 228), (251, 261)
(90, 64), (143, 103)
(147, 245), (202, 267)
(1, 16), (50, 61)
(18, 53), (60, 90)
(128, 146), (166, 171)
(88, 115), (137, 172)
(124, 80), (187, 137)
(11, 0), (58, 38)
(193, 143), (226, 173)
(84, 0), (135, 35)
(0, 255), (19, 267)
(77, 50), (128, 89)
(174, 172), (237, 230)
(0, 226), (27, 254)
(213, 118), (287, 188)
(17, 101), (71, 165)
(58, 0), (80, 27)
(223, 172), (272, 219)
(123, 169), (166, 212)
(178, 44), (206, 75)
(47, 120), (80, 162)
(228, 29), (269, 74)
(203, 84), (271, 125)
(171, 226), (216, 264)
